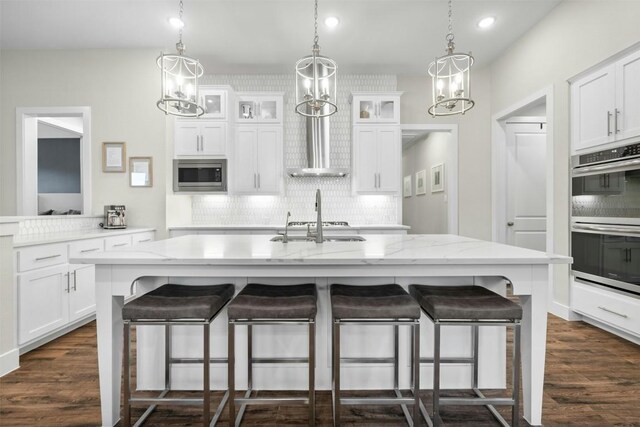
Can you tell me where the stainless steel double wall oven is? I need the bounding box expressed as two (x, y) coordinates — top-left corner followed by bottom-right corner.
(571, 142), (640, 295)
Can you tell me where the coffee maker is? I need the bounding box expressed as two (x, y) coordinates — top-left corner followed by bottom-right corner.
(103, 205), (126, 229)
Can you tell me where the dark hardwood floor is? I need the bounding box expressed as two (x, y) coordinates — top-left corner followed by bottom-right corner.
(1, 314), (639, 426)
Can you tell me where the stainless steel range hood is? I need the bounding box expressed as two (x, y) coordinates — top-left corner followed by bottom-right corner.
(287, 107), (349, 177)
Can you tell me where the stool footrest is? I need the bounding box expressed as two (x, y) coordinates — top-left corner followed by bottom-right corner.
(341, 357), (395, 364)
(340, 397), (416, 405)
(170, 357), (228, 364)
(235, 397), (310, 405)
(130, 397), (204, 405)
(439, 397), (515, 406)
(420, 357), (475, 364)
(250, 357), (309, 364)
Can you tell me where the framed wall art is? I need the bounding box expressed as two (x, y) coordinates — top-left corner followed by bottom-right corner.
(403, 175), (412, 197)
(431, 163), (444, 193)
(415, 170), (426, 195)
(129, 157), (153, 187)
(102, 142), (126, 172)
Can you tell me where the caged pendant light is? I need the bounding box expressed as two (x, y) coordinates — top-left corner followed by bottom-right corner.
(156, 0), (204, 117)
(295, 0), (338, 118)
(428, 0), (475, 116)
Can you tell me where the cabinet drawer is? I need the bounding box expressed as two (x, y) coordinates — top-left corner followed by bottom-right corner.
(572, 281), (640, 336)
(17, 243), (68, 273)
(132, 232), (155, 245)
(69, 238), (104, 258)
(104, 235), (132, 250)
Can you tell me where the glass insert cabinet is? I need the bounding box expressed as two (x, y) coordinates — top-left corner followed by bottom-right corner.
(235, 93), (283, 124)
(199, 88), (227, 119)
(351, 92), (402, 124)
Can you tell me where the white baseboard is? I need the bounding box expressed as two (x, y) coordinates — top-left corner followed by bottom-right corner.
(548, 300), (582, 321)
(0, 348), (19, 377)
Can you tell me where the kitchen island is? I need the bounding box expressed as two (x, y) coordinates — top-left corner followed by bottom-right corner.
(72, 234), (570, 426)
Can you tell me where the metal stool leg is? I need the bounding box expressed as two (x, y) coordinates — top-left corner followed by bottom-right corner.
(512, 323), (521, 427)
(228, 322), (235, 427)
(472, 325), (479, 389)
(332, 320), (341, 427)
(433, 322), (441, 427)
(203, 323), (210, 427)
(309, 320), (316, 427)
(123, 322), (131, 427)
(413, 322), (421, 427)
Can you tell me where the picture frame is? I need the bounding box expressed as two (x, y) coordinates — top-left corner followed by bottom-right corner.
(431, 163), (444, 193)
(129, 157), (153, 187)
(403, 175), (412, 197)
(415, 170), (426, 195)
(102, 142), (126, 173)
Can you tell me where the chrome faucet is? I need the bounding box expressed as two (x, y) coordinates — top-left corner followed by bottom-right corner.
(279, 211), (291, 243)
(307, 189), (324, 243)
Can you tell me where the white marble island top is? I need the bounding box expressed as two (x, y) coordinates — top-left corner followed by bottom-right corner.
(71, 233), (570, 266)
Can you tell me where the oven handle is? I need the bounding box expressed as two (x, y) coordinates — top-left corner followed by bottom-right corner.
(572, 223), (640, 234)
(572, 157), (640, 176)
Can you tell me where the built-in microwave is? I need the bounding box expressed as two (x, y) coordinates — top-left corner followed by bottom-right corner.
(173, 159), (227, 192)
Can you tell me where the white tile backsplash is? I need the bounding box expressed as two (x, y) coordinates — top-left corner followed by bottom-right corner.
(192, 74), (400, 225)
(17, 215), (102, 236)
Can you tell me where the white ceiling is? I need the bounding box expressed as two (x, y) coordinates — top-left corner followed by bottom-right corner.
(0, 0), (561, 74)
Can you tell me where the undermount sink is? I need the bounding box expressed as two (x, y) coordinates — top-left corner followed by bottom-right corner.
(270, 235), (366, 242)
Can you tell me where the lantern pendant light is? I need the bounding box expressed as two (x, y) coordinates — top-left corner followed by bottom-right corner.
(156, 0), (205, 117)
(295, 0), (338, 118)
(428, 0), (475, 116)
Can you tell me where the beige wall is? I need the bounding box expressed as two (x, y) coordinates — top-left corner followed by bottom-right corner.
(402, 132), (449, 234)
(489, 0), (640, 305)
(398, 66), (493, 240)
(0, 49), (167, 237)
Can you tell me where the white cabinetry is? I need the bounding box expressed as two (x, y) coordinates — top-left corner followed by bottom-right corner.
(174, 120), (227, 157)
(353, 125), (401, 194)
(234, 125), (282, 194)
(174, 85), (232, 157)
(351, 92), (402, 124)
(235, 93), (283, 124)
(15, 230), (155, 351)
(571, 48), (640, 153)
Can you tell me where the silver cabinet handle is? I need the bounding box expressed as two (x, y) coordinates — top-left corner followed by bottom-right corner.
(72, 271), (77, 291)
(254, 173), (257, 189)
(112, 242), (128, 247)
(137, 238), (151, 243)
(65, 272), (70, 293)
(35, 254), (61, 261)
(374, 174), (377, 188)
(597, 306), (628, 318)
(607, 111), (612, 136)
(80, 248), (100, 253)
(258, 173), (260, 189)
(615, 108), (620, 134)
(378, 173), (382, 188)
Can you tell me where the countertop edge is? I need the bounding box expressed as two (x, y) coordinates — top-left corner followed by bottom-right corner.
(14, 227), (156, 248)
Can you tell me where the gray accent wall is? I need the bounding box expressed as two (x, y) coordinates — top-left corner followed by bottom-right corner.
(37, 138), (81, 193)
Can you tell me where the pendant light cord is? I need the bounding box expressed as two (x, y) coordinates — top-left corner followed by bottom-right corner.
(178, 0), (184, 45)
(313, 0), (319, 47)
(446, 0), (455, 50)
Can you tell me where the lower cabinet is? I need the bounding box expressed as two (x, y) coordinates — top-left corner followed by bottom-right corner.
(17, 263), (95, 345)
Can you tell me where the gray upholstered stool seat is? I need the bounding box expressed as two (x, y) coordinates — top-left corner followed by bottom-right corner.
(330, 284), (421, 426)
(123, 284), (235, 321)
(409, 284), (522, 427)
(122, 283), (234, 427)
(409, 285), (523, 321)
(227, 283), (318, 426)
(331, 284), (421, 319)
(227, 283), (317, 320)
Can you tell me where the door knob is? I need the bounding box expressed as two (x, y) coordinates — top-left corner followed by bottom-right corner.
(507, 222), (514, 226)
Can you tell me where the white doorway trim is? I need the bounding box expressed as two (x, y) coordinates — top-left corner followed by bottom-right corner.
(16, 106), (92, 215)
(491, 87), (554, 253)
(401, 124), (459, 234)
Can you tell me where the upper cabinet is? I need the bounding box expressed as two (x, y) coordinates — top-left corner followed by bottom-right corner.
(174, 85), (232, 158)
(235, 93), (284, 124)
(351, 92), (402, 124)
(571, 48), (640, 153)
(199, 87), (227, 119)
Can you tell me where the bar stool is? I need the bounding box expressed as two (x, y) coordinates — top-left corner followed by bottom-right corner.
(227, 283), (317, 426)
(122, 283), (234, 427)
(409, 285), (522, 427)
(330, 284), (421, 426)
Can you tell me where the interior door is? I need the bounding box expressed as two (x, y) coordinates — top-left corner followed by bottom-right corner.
(234, 126), (258, 192)
(506, 121), (547, 251)
(256, 126), (281, 193)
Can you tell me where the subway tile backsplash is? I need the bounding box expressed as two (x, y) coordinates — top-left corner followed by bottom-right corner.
(191, 74), (400, 226)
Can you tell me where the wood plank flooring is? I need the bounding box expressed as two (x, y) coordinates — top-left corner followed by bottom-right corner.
(1, 314), (639, 426)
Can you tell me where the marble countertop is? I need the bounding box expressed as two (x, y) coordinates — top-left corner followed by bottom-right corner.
(70, 234), (571, 266)
(13, 227), (156, 247)
(168, 224), (411, 231)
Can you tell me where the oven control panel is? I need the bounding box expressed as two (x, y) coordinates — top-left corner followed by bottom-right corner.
(578, 143), (640, 166)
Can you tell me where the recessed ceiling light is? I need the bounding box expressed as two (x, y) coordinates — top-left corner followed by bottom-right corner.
(169, 17), (184, 29)
(324, 16), (340, 28)
(477, 16), (496, 29)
